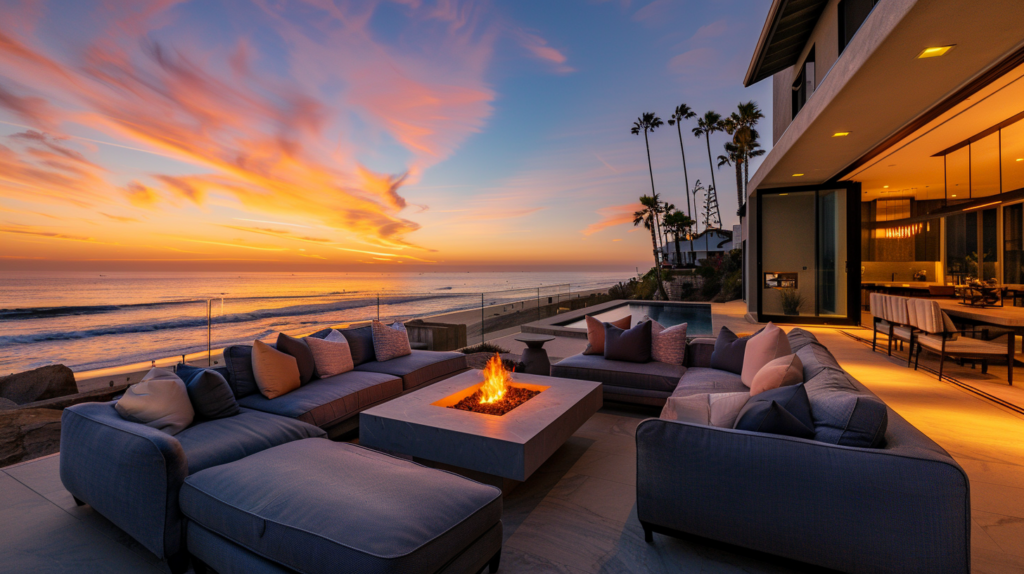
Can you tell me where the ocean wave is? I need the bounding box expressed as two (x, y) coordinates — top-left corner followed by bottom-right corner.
(0, 294), (457, 346)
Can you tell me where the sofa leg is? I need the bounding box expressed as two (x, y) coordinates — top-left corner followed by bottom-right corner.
(72, 496), (86, 507)
(167, 552), (189, 574)
(191, 556), (209, 574)
(488, 549), (501, 573)
(641, 521), (654, 543)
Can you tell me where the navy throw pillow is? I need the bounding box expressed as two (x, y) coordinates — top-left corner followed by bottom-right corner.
(277, 332), (316, 384)
(176, 364), (240, 420)
(734, 383), (814, 439)
(604, 320), (653, 363)
(221, 345), (258, 398)
(341, 325), (376, 365)
(710, 326), (748, 374)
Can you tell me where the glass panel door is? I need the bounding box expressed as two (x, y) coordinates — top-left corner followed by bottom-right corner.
(1004, 203), (1024, 284)
(817, 188), (847, 316)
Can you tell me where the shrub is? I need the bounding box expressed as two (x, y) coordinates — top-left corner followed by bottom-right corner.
(460, 342), (511, 355)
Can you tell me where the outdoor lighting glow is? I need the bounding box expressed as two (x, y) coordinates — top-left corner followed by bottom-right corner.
(1017, 158), (1023, 162)
(833, 132), (850, 137)
(883, 185), (889, 188)
(792, 173), (804, 177)
(917, 45), (955, 59)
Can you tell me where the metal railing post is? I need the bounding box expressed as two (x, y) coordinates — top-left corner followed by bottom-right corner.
(481, 293), (485, 344)
(377, 294), (380, 321)
(207, 299), (212, 366)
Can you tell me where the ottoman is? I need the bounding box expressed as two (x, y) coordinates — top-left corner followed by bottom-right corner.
(180, 438), (503, 574)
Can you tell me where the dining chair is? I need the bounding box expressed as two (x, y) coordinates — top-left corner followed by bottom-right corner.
(907, 298), (1015, 386)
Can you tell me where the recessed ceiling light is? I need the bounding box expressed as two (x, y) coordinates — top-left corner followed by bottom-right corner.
(833, 132), (850, 137)
(883, 185), (889, 188)
(1017, 158), (1023, 162)
(918, 45), (955, 59)
(952, 194), (957, 197)
(792, 173), (804, 177)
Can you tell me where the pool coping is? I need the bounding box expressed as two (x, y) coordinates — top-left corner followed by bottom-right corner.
(521, 299), (713, 339)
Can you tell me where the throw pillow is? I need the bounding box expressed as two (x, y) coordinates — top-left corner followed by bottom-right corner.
(583, 315), (631, 355)
(604, 320), (653, 363)
(341, 326), (376, 365)
(276, 333), (316, 384)
(251, 340), (301, 399)
(222, 345), (258, 398)
(659, 395), (710, 425)
(741, 322), (792, 387)
(749, 354), (804, 396)
(371, 320), (412, 362)
(175, 364), (240, 419)
(708, 392), (751, 428)
(114, 368), (194, 435)
(306, 330), (355, 378)
(650, 320), (687, 365)
(734, 383), (814, 439)
(710, 326), (747, 374)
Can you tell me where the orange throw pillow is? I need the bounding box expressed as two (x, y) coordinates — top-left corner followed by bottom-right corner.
(251, 340), (301, 399)
(749, 354), (804, 396)
(583, 315), (631, 355)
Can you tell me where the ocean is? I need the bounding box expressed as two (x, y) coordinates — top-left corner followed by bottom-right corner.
(0, 271), (630, 375)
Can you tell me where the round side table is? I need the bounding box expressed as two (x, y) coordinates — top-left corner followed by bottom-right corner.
(514, 334), (556, 376)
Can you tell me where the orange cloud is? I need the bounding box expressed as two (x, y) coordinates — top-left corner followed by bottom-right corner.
(581, 203), (641, 236)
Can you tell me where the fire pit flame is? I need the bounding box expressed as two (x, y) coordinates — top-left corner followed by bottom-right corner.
(478, 353), (511, 404)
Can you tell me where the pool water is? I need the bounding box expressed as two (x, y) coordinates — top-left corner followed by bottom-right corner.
(559, 303), (712, 336)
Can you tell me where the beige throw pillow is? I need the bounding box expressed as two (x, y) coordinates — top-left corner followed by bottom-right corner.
(583, 315), (631, 355)
(306, 330), (354, 378)
(252, 340), (301, 399)
(650, 320), (687, 365)
(741, 322), (793, 388)
(708, 392), (751, 427)
(749, 354), (804, 396)
(114, 368), (194, 435)
(371, 320), (412, 362)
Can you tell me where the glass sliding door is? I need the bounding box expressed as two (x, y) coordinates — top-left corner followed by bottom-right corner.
(1005, 203), (1024, 284)
(758, 185), (856, 324)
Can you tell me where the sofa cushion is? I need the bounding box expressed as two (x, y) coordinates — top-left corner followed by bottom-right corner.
(741, 323), (792, 387)
(804, 369), (888, 448)
(176, 408), (326, 475)
(650, 321), (687, 365)
(551, 353), (685, 393)
(672, 367), (747, 398)
(710, 327), (747, 374)
(786, 327), (821, 351)
(306, 331), (354, 378)
(604, 320), (652, 363)
(795, 342), (843, 380)
(353, 350), (468, 391)
(734, 383), (814, 439)
(749, 354), (803, 396)
(222, 345), (259, 399)
(341, 326), (376, 366)
(371, 320), (413, 362)
(115, 368), (194, 435)
(252, 340), (301, 400)
(176, 365), (240, 420)
(583, 314), (631, 355)
(238, 371), (403, 428)
(276, 333), (316, 384)
(179, 440), (502, 574)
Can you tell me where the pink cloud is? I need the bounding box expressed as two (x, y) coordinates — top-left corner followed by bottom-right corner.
(517, 31), (574, 74)
(581, 203), (641, 236)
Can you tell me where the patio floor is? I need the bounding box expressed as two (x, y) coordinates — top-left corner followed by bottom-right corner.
(2, 302), (1023, 573)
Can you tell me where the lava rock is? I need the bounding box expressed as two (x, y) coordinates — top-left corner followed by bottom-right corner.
(0, 365), (77, 405)
(0, 408), (63, 467)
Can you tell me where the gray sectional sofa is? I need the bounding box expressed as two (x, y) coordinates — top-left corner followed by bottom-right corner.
(60, 325), (472, 573)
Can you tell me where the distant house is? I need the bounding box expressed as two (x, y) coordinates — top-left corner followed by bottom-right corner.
(663, 224), (741, 266)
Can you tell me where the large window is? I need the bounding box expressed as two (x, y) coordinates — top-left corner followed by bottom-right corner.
(838, 0), (877, 54)
(1004, 203), (1023, 284)
(792, 47), (815, 119)
(946, 209), (998, 281)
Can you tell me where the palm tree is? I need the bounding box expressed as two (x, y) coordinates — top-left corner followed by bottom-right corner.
(717, 141), (744, 216)
(632, 113), (665, 250)
(667, 104), (696, 222)
(634, 194), (669, 300)
(661, 201), (676, 250)
(664, 209), (694, 268)
(727, 101), (765, 209)
(745, 139), (766, 194)
(693, 110), (725, 225)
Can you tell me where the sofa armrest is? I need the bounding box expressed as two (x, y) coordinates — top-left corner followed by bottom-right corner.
(636, 418), (970, 574)
(59, 402), (189, 559)
(685, 337), (715, 368)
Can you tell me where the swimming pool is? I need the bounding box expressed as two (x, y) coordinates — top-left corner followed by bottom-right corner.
(558, 302), (712, 336)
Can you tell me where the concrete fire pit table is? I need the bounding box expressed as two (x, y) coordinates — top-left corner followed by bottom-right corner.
(359, 369), (601, 489)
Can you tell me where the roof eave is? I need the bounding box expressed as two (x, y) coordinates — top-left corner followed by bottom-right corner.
(743, 0), (786, 87)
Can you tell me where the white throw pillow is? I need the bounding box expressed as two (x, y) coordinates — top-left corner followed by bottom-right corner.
(306, 330), (354, 378)
(114, 368), (194, 435)
(251, 340), (301, 399)
(371, 320), (412, 362)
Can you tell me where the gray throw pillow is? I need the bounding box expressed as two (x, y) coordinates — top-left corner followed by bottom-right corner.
(176, 364), (240, 420)
(604, 321), (653, 363)
(341, 325), (376, 365)
(710, 326), (747, 374)
(222, 345), (258, 398)
(277, 333), (316, 384)
(115, 368), (194, 435)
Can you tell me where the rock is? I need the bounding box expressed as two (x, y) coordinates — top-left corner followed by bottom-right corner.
(0, 364), (77, 405)
(0, 398), (17, 410)
(0, 408), (63, 467)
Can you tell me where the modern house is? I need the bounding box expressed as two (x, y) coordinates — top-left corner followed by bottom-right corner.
(662, 225), (740, 266)
(741, 0), (1024, 324)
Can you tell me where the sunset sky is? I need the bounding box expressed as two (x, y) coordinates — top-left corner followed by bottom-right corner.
(0, 0), (773, 271)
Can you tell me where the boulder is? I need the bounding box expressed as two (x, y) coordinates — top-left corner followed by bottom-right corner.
(0, 398), (16, 410)
(0, 408), (63, 467)
(0, 365), (77, 405)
